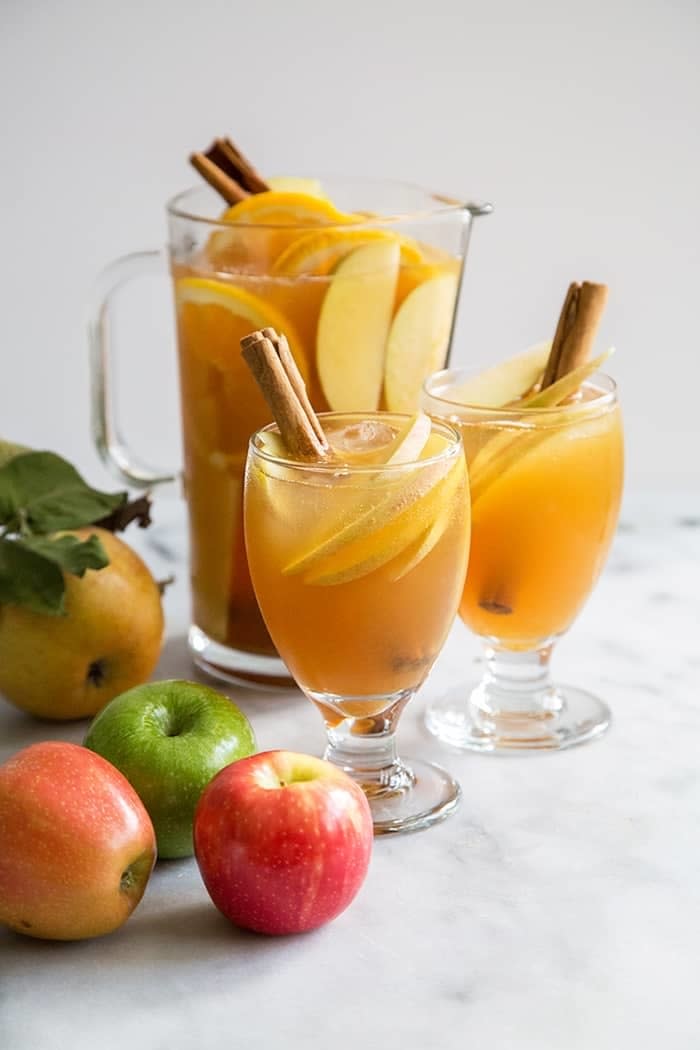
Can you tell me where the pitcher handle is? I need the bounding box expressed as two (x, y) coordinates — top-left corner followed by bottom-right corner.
(88, 249), (179, 491)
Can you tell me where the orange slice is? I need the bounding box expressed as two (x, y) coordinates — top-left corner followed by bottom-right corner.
(273, 228), (422, 277)
(207, 191), (356, 271)
(175, 276), (309, 457)
(218, 190), (351, 227)
(175, 276), (307, 376)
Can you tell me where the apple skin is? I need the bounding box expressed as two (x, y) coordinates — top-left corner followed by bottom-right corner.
(0, 741), (156, 940)
(84, 680), (256, 859)
(0, 528), (164, 720)
(194, 750), (373, 935)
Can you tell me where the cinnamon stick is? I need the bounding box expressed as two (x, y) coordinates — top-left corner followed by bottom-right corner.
(541, 281), (608, 388)
(189, 152), (249, 205)
(241, 329), (329, 461)
(190, 137), (270, 205)
(215, 138), (270, 194)
(260, 328), (327, 448)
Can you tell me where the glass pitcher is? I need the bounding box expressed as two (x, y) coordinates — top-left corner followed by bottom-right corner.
(88, 178), (491, 687)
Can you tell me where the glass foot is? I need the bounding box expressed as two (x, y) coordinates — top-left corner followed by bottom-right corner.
(367, 757), (461, 834)
(425, 683), (611, 753)
(188, 625), (295, 691)
(326, 748), (461, 834)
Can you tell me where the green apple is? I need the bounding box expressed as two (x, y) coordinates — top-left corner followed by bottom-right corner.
(84, 680), (256, 859)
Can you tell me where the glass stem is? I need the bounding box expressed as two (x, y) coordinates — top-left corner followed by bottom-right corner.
(471, 642), (562, 722)
(325, 724), (399, 779)
(321, 689), (414, 797)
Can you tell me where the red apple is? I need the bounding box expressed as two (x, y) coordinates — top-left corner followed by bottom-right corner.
(0, 741), (156, 940)
(194, 750), (373, 935)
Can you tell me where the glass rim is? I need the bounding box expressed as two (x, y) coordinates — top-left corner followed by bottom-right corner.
(248, 411), (463, 474)
(423, 369), (618, 420)
(166, 178), (476, 230)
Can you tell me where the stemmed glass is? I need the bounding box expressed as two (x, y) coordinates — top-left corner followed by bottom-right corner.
(421, 369), (624, 752)
(244, 411), (470, 832)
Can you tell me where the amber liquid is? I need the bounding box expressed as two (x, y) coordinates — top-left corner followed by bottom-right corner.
(244, 431), (470, 716)
(456, 389), (624, 648)
(173, 250), (460, 656)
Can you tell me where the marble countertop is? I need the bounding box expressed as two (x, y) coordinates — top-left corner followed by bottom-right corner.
(1, 495), (698, 1050)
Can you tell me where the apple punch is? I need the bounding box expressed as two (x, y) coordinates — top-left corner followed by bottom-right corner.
(422, 282), (624, 752)
(242, 329), (470, 834)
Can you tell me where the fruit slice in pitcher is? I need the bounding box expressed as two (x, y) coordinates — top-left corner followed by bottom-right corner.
(316, 240), (400, 411)
(383, 272), (459, 412)
(273, 228), (408, 277)
(207, 191), (356, 270)
(176, 276), (308, 496)
(176, 277), (307, 379)
(267, 176), (330, 199)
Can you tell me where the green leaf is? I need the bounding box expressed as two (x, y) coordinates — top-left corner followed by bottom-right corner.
(0, 452), (126, 533)
(0, 537), (66, 615)
(0, 440), (30, 469)
(20, 533), (109, 577)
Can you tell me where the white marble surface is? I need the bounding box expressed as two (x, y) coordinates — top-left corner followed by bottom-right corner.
(1, 496), (699, 1050)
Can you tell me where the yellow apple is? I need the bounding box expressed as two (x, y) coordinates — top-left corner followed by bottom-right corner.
(0, 528), (164, 720)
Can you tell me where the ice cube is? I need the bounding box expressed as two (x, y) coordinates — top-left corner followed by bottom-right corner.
(325, 420), (397, 463)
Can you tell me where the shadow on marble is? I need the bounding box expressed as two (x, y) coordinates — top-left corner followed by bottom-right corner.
(0, 700), (86, 753)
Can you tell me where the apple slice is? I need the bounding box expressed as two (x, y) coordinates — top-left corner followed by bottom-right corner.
(283, 418), (443, 578)
(387, 508), (454, 582)
(267, 175), (329, 199)
(468, 358), (614, 506)
(301, 454), (465, 586)
(383, 273), (459, 413)
(440, 342), (552, 408)
(382, 412), (432, 465)
(316, 240), (400, 411)
(517, 347), (614, 408)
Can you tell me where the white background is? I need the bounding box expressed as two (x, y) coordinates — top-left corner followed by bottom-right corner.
(1, 0), (698, 497)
